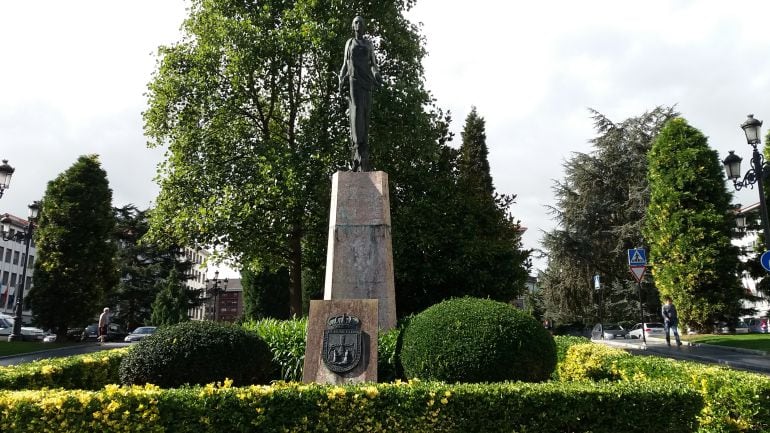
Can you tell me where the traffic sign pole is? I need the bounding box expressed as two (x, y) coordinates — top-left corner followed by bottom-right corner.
(627, 248), (648, 345)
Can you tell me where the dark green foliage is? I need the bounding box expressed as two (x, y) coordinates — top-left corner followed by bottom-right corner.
(119, 321), (273, 387)
(109, 205), (199, 331)
(400, 297), (557, 383)
(28, 155), (118, 340)
(241, 267), (290, 320)
(542, 107), (677, 323)
(644, 118), (743, 330)
(150, 268), (191, 326)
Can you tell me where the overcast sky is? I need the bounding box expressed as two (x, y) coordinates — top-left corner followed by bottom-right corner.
(2, 1), (769, 276)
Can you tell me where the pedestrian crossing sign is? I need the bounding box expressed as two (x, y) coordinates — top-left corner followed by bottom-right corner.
(627, 248), (646, 266)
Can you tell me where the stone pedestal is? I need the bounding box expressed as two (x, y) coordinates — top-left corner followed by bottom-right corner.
(303, 299), (378, 384)
(323, 171), (396, 330)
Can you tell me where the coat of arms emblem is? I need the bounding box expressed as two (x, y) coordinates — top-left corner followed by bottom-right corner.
(322, 314), (362, 373)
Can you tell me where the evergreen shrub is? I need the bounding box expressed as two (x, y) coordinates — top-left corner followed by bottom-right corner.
(119, 321), (273, 387)
(400, 297), (557, 382)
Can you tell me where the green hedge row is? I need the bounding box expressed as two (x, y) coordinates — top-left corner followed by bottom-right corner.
(0, 380), (700, 433)
(0, 326), (584, 391)
(560, 343), (770, 432)
(0, 349), (126, 390)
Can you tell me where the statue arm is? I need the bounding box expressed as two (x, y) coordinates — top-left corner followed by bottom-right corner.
(368, 40), (382, 85)
(339, 39), (351, 93)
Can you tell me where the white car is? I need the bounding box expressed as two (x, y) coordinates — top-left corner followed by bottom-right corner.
(124, 326), (157, 342)
(0, 314), (46, 341)
(627, 322), (666, 340)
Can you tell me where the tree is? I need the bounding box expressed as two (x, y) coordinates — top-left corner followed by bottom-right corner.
(541, 107), (677, 324)
(644, 117), (743, 331)
(453, 107), (529, 302)
(143, 0), (452, 316)
(150, 268), (191, 326)
(28, 155), (117, 339)
(241, 267), (290, 320)
(109, 205), (199, 330)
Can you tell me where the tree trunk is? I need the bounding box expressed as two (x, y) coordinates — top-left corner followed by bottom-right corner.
(288, 223), (303, 316)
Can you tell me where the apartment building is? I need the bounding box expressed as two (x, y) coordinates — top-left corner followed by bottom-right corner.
(0, 213), (35, 322)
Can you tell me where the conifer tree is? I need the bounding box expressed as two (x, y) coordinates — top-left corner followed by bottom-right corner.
(150, 268), (191, 326)
(28, 155), (117, 340)
(644, 117), (743, 330)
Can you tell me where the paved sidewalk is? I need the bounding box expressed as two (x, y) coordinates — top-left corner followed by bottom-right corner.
(598, 336), (770, 375)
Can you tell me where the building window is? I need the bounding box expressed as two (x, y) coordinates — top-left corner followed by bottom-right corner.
(4, 249), (10, 263)
(26, 276), (31, 289)
(10, 273), (16, 287)
(1, 271), (7, 285)
(12, 251), (19, 265)
(27, 255), (33, 268)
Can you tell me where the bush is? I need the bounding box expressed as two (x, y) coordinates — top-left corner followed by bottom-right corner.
(243, 317), (308, 382)
(119, 321), (273, 387)
(0, 349), (127, 390)
(559, 342), (770, 432)
(400, 297), (557, 383)
(0, 380), (701, 432)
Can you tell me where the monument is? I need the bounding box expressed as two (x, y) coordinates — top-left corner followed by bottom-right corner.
(304, 16), (395, 384)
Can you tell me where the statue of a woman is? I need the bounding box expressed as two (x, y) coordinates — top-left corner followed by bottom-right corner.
(339, 16), (382, 172)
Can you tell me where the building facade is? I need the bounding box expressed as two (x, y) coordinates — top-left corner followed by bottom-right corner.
(0, 213), (35, 323)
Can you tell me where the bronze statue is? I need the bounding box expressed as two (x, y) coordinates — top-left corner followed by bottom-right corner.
(339, 16), (382, 172)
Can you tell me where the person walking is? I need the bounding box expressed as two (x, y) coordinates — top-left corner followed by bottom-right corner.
(98, 307), (110, 344)
(661, 296), (682, 347)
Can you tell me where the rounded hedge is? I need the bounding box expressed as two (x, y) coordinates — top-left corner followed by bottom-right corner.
(119, 321), (274, 387)
(400, 297), (557, 383)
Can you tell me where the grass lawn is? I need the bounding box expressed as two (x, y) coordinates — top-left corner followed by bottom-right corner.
(0, 341), (81, 357)
(682, 333), (770, 352)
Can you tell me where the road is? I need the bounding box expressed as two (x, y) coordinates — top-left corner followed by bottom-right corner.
(599, 336), (770, 375)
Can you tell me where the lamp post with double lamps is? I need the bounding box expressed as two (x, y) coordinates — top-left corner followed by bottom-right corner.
(0, 201), (40, 341)
(0, 160), (15, 199)
(206, 270), (228, 321)
(723, 114), (770, 251)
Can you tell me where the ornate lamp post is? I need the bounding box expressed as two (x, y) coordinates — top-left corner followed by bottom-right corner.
(1, 201), (40, 341)
(206, 270), (228, 321)
(0, 160), (15, 199)
(723, 114), (770, 251)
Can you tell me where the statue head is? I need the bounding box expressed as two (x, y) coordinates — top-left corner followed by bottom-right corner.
(352, 16), (366, 36)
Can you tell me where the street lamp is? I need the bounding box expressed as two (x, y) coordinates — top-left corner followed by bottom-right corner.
(1, 201), (40, 341)
(723, 114), (770, 251)
(0, 160), (14, 199)
(206, 270), (228, 321)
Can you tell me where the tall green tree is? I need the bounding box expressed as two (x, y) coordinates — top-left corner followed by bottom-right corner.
(28, 155), (117, 339)
(644, 118), (743, 331)
(541, 107), (677, 324)
(241, 267), (290, 320)
(109, 205), (199, 330)
(150, 268), (191, 326)
(143, 0), (452, 316)
(452, 107), (530, 302)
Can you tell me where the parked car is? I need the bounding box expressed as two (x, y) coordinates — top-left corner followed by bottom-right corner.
(627, 322), (666, 340)
(42, 333), (57, 343)
(0, 314), (45, 341)
(745, 317), (769, 334)
(714, 320), (750, 334)
(124, 326), (157, 342)
(591, 323), (627, 340)
(82, 323), (127, 342)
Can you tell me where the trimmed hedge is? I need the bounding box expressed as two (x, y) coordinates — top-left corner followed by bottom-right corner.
(560, 342), (770, 432)
(401, 297), (557, 382)
(0, 380), (700, 433)
(119, 321), (274, 387)
(0, 349), (126, 390)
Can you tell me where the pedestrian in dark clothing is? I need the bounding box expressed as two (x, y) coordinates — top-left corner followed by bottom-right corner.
(661, 296), (682, 347)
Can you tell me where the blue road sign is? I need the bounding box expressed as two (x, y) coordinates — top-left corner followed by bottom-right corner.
(627, 248), (647, 266)
(761, 251), (770, 272)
